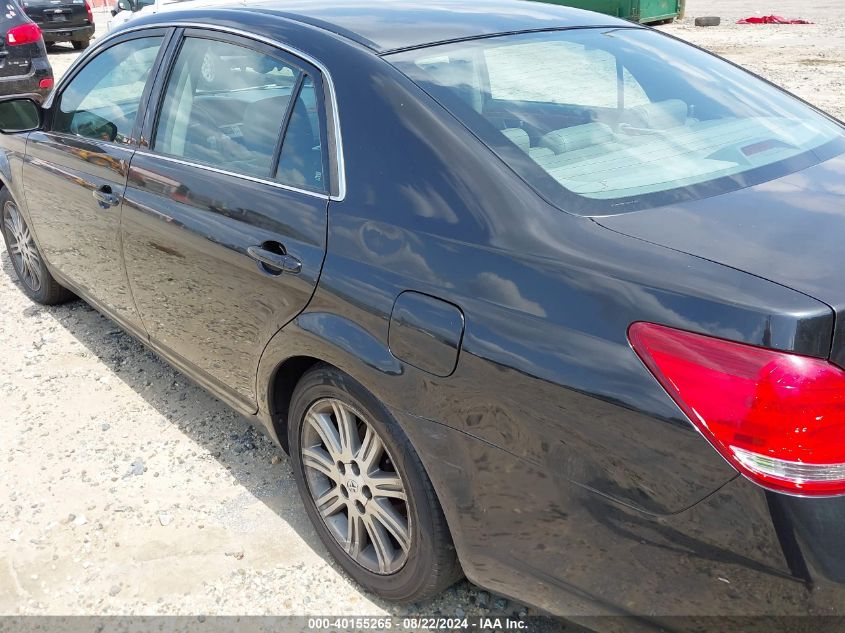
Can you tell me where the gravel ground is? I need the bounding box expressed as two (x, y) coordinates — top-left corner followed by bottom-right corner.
(658, 0), (845, 121)
(2, 0), (844, 625)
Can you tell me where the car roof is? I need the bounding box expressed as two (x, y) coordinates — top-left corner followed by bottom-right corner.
(156, 0), (634, 54)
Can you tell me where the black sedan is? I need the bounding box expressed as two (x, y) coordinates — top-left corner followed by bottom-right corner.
(1, 0), (845, 627)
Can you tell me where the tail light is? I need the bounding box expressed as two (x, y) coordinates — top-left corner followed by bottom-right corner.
(85, 0), (93, 23)
(6, 23), (42, 46)
(629, 322), (845, 496)
(39, 77), (53, 89)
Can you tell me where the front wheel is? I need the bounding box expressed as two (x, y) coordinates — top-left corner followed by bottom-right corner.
(0, 190), (74, 305)
(289, 364), (462, 602)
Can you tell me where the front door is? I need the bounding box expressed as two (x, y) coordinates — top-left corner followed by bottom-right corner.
(122, 31), (330, 408)
(23, 31), (168, 329)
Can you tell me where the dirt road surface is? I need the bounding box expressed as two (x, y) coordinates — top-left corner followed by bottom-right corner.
(2, 0), (843, 623)
(660, 0), (845, 120)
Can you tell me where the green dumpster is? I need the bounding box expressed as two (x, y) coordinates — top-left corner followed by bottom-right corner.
(531, 0), (685, 24)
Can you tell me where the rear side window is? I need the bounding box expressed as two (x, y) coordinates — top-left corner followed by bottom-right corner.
(390, 29), (845, 214)
(276, 76), (326, 192)
(54, 36), (163, 144)
(153, 37), (302, 179)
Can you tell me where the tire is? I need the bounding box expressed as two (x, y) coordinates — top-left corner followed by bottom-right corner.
(289, 364), (462, 602)
(0, 189), (74, 305)
(694, 16), (721, 26)
(72, 39), (90, 51)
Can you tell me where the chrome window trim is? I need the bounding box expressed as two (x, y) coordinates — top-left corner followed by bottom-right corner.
(51, 21), (347, 202)
(133, 150), (330, 200)
(38, 131), (137, 154)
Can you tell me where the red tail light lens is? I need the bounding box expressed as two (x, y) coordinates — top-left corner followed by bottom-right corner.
(629, 322), (845, 496)
(6, 23), (42, 46)
(85, 0), (93, 23)
(39, 77), (53, 89)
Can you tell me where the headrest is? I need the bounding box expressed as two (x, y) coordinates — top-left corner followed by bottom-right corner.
(540, 122), (615, 154)
(501, 128), (531, 153)
(242, 95), (292, 154)
(628, 99), (688, 129)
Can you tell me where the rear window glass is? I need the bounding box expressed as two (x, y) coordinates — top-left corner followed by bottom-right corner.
(389, 28), (845, 215)
(485, 41), (649, 109)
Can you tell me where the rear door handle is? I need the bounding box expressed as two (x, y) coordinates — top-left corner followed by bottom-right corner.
(93, 185), (120, 209)
(247, 244), (302, 275)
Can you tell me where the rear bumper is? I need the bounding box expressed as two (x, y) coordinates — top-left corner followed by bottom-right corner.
(40, 22), (94, 42)
(0, 57), (52, 102)
(392, 407), (845, 628)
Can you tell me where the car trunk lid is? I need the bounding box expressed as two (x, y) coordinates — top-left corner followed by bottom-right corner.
(595, 151), (845, 361)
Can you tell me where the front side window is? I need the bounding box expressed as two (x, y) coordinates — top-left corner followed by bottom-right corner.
(153, 36), (301, 179)
(390, 29), (845, 214)
(54, 36), (163, 144)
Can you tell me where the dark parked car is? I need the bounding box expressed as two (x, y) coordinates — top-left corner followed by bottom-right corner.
(22, 0), (94, 50)
(0, 0), (52, 100)
(2, 0), (845, 627)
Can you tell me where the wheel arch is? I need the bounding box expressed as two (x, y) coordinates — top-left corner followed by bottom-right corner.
(0, 147), (44, 250)
(0, 151), (13, 189)
(258, 310), (404, 452)
(266, 354), (323, 452)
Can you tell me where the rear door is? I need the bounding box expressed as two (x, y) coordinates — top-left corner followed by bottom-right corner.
(122, 29), (331, 409)
(23, 29), (170, 329)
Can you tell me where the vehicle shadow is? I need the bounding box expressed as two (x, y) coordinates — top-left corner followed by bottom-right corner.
(0, 253), (567, 627)
(45, 43), (83, 55)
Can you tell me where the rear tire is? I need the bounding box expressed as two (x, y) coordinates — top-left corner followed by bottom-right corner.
(72, 39), (90, 51)
(0, 189), (74, 305)
(288, 364), (462, 602)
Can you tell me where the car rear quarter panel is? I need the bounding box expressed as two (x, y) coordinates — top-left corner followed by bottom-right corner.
(257, 37), (834, 516)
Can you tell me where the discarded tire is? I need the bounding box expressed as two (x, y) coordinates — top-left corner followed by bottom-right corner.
(695, 16), (721, 26)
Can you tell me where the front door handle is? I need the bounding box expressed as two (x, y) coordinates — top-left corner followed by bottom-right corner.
(247, 244), (302, 275)
(93, 185), (120, 209)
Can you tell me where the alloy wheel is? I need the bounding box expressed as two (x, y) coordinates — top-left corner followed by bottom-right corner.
(3, 201), (42, 293)
(300, 398), (411, 575)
